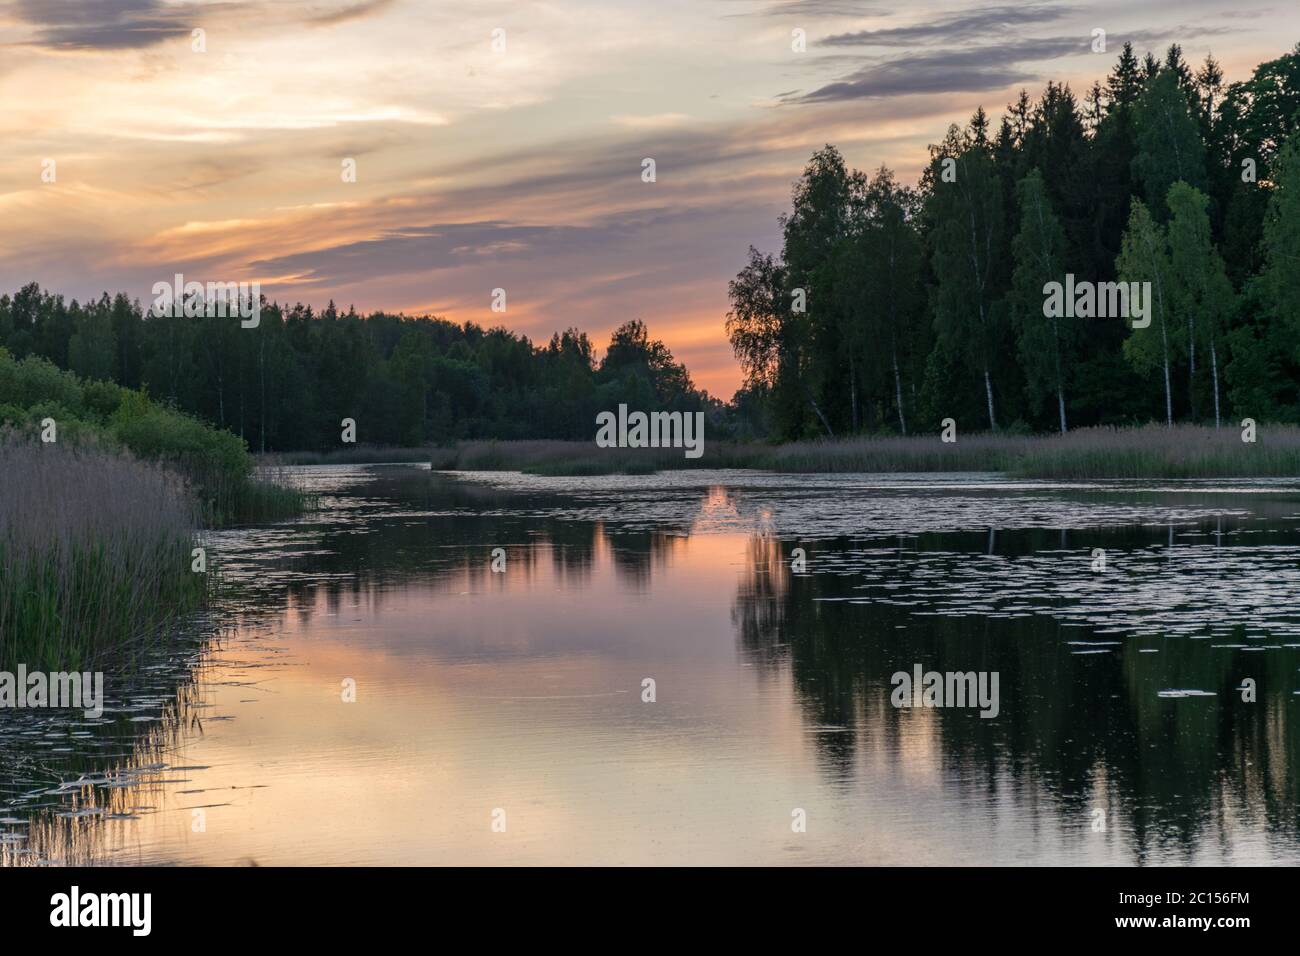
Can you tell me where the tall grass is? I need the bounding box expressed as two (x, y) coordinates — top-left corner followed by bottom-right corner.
(183, 455), (312, 525)
(1, 349), (310, 526)
(231, 462), (316, 523)
(434, 425), (1300, 478)
(0, 437), (209, 671)
(1010, 423), (1300, 478)
(272, 444), (439, 465)
(435, 436), (1031, 475)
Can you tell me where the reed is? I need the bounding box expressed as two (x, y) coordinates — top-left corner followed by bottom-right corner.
(433, 425), (1300, 479)
(1, 349), (310, 526)
(272, 445), (438, 465)
(0, 436), (209, 671)
(1009, 424), (1300, 479)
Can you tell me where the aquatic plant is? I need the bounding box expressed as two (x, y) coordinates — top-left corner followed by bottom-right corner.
(435, 424), (1300, 479)
(0, 437), (209, 671)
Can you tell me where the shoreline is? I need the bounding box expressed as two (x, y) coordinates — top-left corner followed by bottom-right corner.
(266, 423), (1300, 480)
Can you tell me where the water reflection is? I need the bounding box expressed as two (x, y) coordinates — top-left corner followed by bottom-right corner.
(3, 465), (1298, 865)
(734, 526), (1300, 863)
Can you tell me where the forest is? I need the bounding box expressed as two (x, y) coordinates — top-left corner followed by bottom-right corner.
(727, 42), (1300, 440)
(3, 43), (1300, 450)
(0, 295), (725, 451)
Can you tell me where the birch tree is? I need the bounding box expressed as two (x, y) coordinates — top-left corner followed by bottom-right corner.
(1011, 169), (1076, 433)
(1166, 182), (1234, 426)
(928, 129), (1006, 430)
(1118, 201), (1179, 424)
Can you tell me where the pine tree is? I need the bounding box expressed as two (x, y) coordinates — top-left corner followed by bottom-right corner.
(1106, 43), (1143, 113)
(1132, 70), (1208, 215)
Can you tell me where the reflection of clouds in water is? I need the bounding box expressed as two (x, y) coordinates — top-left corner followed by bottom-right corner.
(13, 464), (1298, 865)
(2, 620), (291, 867)
(0, 649), (208, 866)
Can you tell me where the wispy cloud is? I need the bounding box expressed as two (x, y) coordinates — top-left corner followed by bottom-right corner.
(249, 221), (627, 286)
(722, 0), (887, 18)
(791, 37), (1087, 101)
(305, 0), (399, 27)
(792, 7), (1241, 104)
(819, 3), (1073, 46)
(0, 0), (1289, 396)
(10, 0), (195, 51)
(3, 0), (402, 51)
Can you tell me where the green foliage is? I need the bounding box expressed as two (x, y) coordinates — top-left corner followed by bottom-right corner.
(0, 348), (301, 525)
(1258, 125), (1300, 349)
(0, 346), (84, 413)
(0, 291), (732, 449)
(1118, 200), (1178, 423)
(1011, 169), (1078, 432)
(725, 44), (1300, 440)
(4, 46), (1300, 446)
(0, 438), (209, 671)
(1132, 71), (1208, 212)
(1166, 182), (1236, 421)
(927, 129), (1006, 430)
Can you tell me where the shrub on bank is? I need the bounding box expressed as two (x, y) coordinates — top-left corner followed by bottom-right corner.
(0, 348), (307, 523)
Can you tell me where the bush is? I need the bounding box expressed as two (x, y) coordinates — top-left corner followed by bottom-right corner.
(0, 348), (305, 525)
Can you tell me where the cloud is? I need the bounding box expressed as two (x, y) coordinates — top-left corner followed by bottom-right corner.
(721, 0), (887, 17)
(819, 3), (1073, 46)
(4, 0), (399, 51)
(304, 0), (399, 27)
(10, 0), (195, 51)
(248, 221), (634, 286)
(791, 37), (1088, 101)
(0, 0), (1284, 400)
(790, 18), (1240, 103)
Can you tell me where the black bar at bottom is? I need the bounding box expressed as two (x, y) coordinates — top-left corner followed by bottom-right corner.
(0, 865), (1279, 941)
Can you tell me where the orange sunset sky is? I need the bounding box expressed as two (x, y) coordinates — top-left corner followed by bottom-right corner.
(1, 0), (1295, 397)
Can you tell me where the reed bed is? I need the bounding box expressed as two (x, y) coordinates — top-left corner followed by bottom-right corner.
(1009, 424), (1300, 479)
(272, 445), (438, 466)
(0, 437), (208, 671)
(235, 460), (317, 523)
(193, 458), (313, 524)
(433, 425), (1300, 479)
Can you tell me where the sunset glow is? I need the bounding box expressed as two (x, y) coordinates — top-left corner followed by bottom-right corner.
(1, 0), (1294, 396)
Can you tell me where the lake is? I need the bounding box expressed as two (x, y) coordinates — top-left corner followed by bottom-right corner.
(4, 464), (1300, 865)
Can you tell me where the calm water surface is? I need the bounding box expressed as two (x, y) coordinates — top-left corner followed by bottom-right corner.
(4, 464), (1300, 865)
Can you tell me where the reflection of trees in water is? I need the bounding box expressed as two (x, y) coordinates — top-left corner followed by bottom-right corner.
(1, 649), (214, 867)
(732, 526), (1300, 861)
(257, 473), (604, 616)
(21, 472), (1295, 864)
(606, 531), (687, 590)
(258, 471), (694, 619)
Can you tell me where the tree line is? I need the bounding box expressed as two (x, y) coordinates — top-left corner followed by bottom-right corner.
(727, 42), (1300, 439)
(5, 41), (1298, 451)
(0, 287), (731, 450)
